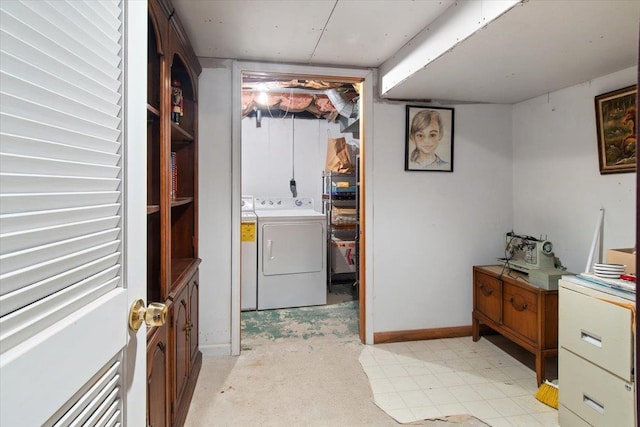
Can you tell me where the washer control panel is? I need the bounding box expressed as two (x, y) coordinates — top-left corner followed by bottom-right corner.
(255, 198), (313, 209)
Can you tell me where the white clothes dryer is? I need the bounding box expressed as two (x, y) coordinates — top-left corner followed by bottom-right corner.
(254, 198), (326, 310)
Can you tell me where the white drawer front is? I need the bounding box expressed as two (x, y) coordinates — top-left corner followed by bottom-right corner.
(559, 286), (633, 380)
(559, 349), (635, 426)
(559, 404), (592, 427)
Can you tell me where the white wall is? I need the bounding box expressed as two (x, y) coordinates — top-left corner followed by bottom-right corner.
(198, 60), (636, 353)
(241, 116), (356, 212)
(371, 102), (514, 332)
(512, 66), (637, 274)
(198, 60), (233, 355)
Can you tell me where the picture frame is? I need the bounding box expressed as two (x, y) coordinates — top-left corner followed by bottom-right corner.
(594, 85), (637, 174)
(405, 105), (454, 172)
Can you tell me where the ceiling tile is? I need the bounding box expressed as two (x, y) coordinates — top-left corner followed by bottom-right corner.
(310, 0), (454, 67)
(173, 0), (335, 62)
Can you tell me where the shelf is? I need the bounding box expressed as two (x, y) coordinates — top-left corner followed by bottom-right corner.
(147, 205), (160, 214)
(147, 103), (160, 119)
(171, 122), (194, 141)
(323, 193), (356, 200)
(169, 257), (201, 293)
(331, 224), (357, 231)
(171, 197), (193, 208)
(322, 172), (355, 177)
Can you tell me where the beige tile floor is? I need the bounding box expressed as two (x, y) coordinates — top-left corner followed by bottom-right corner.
(360, 337), (559, 426)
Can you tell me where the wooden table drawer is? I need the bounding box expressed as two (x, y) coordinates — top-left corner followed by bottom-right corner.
(502, 282), (538, 342)
(559, 348), (634, 426)
(474, 271), (501, 322)
(559, 286), (633, 381)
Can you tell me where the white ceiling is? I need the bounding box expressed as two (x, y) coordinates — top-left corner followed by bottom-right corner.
(173, 0), (640, 104)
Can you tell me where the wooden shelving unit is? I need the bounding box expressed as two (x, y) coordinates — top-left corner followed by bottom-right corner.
(147, 0), (202, 425)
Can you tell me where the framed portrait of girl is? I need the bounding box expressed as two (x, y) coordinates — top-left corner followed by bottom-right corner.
(405, 105), (454, 172)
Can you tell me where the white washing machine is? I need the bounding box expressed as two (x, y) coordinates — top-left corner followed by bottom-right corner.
(254, 198), (326, 310)
(241, 196), (257, 310)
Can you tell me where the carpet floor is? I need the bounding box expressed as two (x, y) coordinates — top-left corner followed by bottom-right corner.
(241, 301), (360, 345)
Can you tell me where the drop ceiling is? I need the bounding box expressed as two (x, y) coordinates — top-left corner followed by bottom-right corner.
(173, 0), (640, 104)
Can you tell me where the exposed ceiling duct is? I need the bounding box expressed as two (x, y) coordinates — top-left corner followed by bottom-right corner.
(240, 74), (361, 137)
(326, 89), (357, 119)
(326, 89), (360, 137)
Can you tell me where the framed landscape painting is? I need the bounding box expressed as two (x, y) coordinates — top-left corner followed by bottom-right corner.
(594, 85), (637, 174)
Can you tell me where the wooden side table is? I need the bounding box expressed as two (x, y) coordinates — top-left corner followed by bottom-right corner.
(472, 265), (558, 386)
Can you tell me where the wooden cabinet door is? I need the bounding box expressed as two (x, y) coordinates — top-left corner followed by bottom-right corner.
(147, 325), (169, 427)
(188, 271), (200, 364)
(502, 283), (538, 343)
(171, 286), (190, 415)
(474, 271), (502, 323)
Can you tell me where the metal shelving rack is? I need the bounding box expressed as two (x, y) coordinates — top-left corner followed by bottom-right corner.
(322, 171), (358, 292)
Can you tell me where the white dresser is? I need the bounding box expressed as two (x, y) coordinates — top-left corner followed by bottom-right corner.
(558, 276), (636, 426)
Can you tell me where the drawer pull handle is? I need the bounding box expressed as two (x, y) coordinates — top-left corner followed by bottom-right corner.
(509, 296), (527, 311)
(583, 394), (604, 414)
(479, 284), (493, 296)
(581, 330), (602, 348)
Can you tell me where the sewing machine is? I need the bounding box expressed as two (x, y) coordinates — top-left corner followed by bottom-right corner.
(498, 232), (567, 289)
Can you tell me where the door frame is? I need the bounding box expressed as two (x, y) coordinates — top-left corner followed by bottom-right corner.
(230, 62), (374, 354)
(123, 0), (149, 423)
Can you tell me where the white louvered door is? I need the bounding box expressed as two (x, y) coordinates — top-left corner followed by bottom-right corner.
(0, 1), (147, 426)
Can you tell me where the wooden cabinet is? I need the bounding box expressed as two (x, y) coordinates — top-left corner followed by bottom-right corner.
(474, 270), (501, 323)
(502, 282), (538, 342)
(472, 265), (558, 386)
(147, 0), (202, 425)
(169, 268), (201, 427)
(188, 272), (200, 365)
(171, 285), (190, 410)
(147, 324), (170, 427)
(558, 277), (636, 426)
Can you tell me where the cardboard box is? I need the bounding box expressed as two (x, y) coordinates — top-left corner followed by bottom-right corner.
(606, 248), (636, 274)
(331, 238), (356, 273)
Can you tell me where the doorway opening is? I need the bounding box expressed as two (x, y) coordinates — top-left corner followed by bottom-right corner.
(238, 70), (367, 350)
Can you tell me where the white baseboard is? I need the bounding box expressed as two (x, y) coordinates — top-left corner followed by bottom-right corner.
(200, 343), (232, 357)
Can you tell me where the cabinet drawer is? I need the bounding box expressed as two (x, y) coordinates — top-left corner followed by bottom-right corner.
(559, 349), (634, 426)
(502, 283), (537, 342)
(559, 405), (591, 427)
(559, 286), (633, 381)
(474, 272), (501, 322)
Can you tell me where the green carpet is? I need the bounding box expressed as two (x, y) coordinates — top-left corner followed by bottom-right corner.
(241, 300), (359, 343)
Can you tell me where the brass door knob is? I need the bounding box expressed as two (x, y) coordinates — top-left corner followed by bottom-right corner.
(129, 299), (168, 331)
